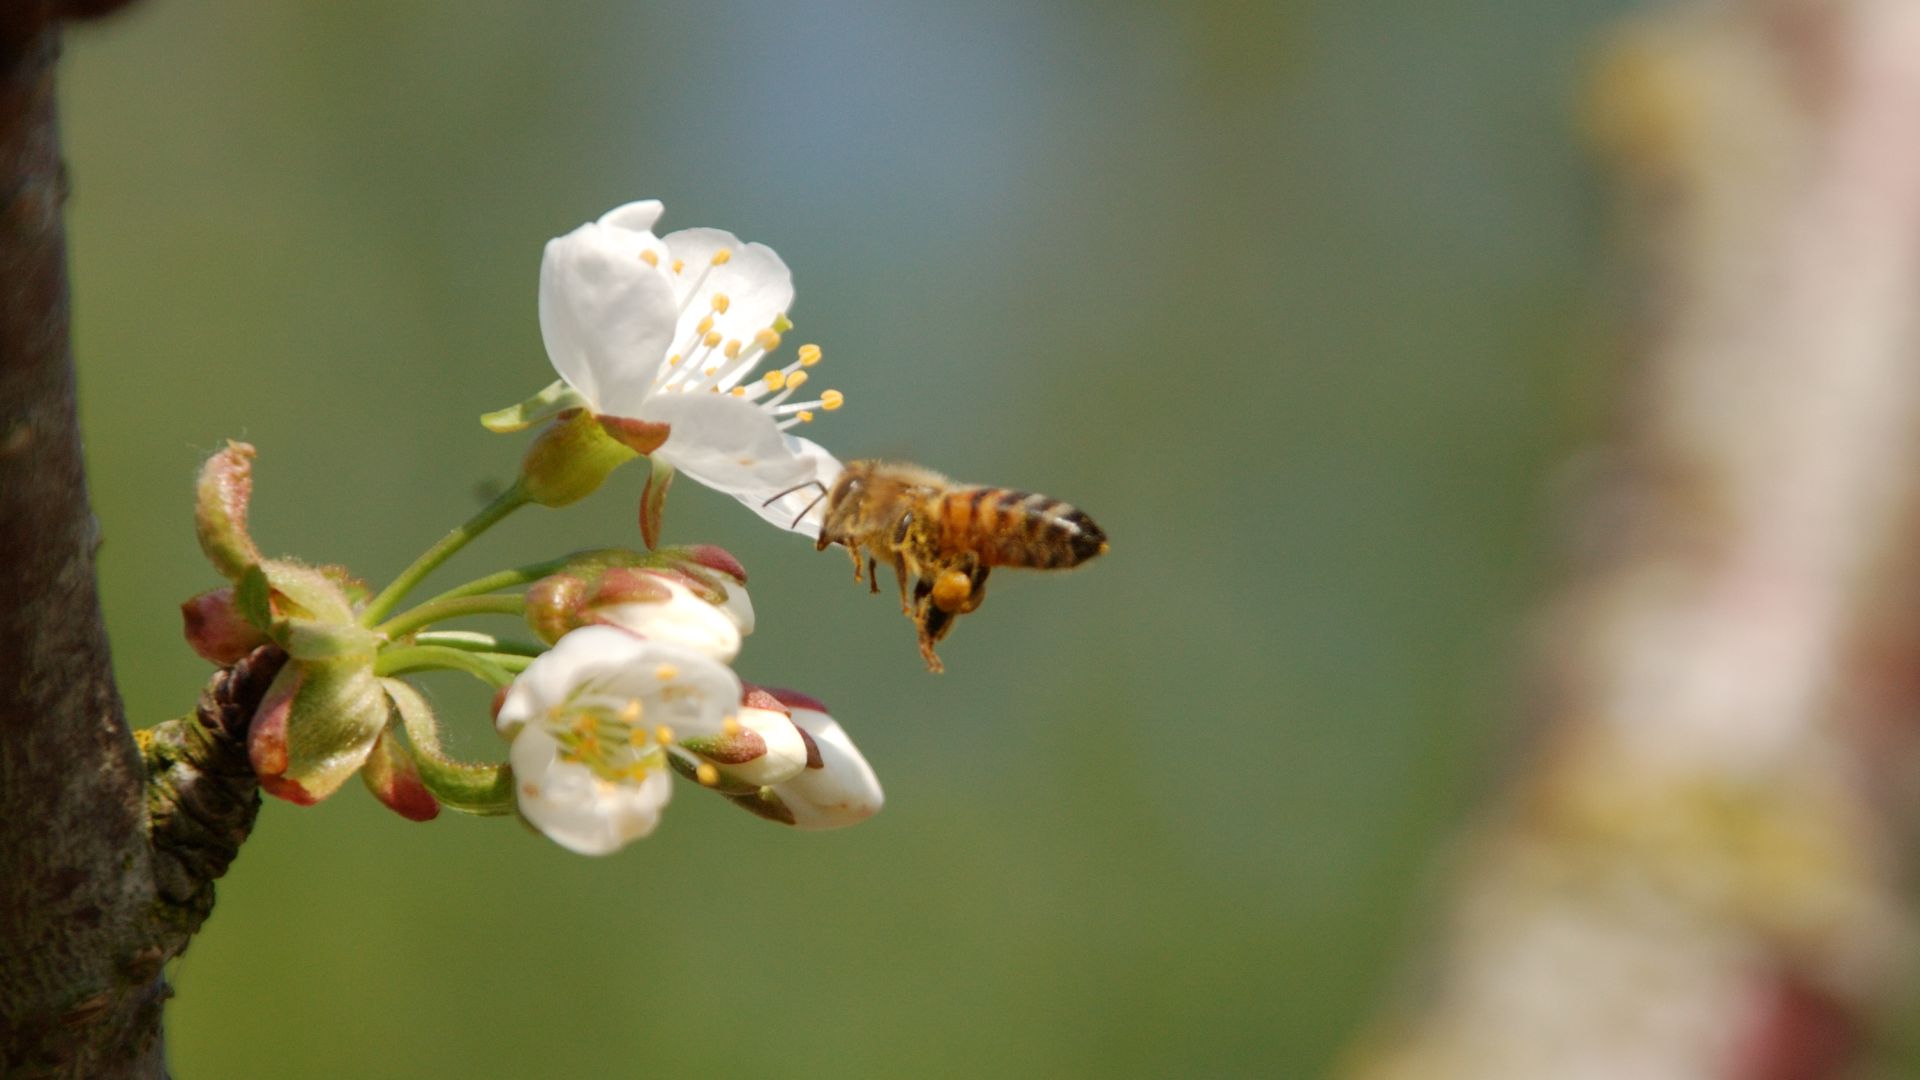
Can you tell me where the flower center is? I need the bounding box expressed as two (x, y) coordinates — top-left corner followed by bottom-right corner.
(656, 292), (846, 431)
(543, 699), (666, 783)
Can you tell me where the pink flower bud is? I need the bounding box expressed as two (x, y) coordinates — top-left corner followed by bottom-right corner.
(181, 586), (269, 666)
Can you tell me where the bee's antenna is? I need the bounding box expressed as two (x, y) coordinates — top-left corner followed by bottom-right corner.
(762, 479), (826, 508)
(788, 487), (830, 530)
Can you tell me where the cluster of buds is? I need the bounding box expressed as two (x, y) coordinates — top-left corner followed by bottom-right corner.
(180, 440), (881, 854)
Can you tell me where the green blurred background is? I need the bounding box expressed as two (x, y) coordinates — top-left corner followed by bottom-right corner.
(65, 2), (1629, 1075)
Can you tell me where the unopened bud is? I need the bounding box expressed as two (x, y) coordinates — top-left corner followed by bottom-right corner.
(181, 587), (269, 665)
(519, 410), (641, 508)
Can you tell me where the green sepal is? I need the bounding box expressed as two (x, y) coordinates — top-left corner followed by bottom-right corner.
(481, 378), (588, 433)
(519, 410), (640, 508)
(382, 678), (516, 815)
(276, 617), (381, 662)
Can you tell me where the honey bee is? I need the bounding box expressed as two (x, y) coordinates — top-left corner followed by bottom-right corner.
(773, 460), (1108, 672)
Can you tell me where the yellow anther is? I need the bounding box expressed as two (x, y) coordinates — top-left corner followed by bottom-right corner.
(655, 724), (675, 745)
(571, 714), (596, 736)
(695, 762), (720, 786)
(667, 354), (682, 367)
(755, 328), (782, 351)
(821, 389), (845, 411)
(710, 293), (731, 313)
(785, 370), (809, 390)
(710, 249), (733, 266)
(546, 704), (566, 721)
(796, 410), (814, 423)
(722, 714), (742, 736)
(655, 663), (678, 681)
(620, 699), (643, 724)
(724, 340), (742, 360)
(696, 315), (714, 336)
(672, 258), (685, 274)
(797, 343), (822, 366)
(627, 727), (650, 747)
(639, 250), (659, 267)
(709, 386), (721, 393)
(704, 366), (719, 377)
(763, 370), (787, 391)
(731, 386), (746, 397)
(703, 331), (723, 347)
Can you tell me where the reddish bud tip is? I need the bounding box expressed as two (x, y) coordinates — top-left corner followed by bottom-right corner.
(181, 586), (270, 665)
(763, 686), (830, 715)
(597, 415), (672, 456)
(682, 545), (747, 584)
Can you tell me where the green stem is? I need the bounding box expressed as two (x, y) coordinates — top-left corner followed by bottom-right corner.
(374, 645), (518, 687)
(375, 594), (526, 640)
(408, 557), (572, 610)
(359, 482), (532, 627)
(412, 631), (546, 658)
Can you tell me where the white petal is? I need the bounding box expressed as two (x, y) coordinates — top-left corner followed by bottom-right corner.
(762, 437), (844, 537)
(774, 709), (883, 830)
(539, 221), (679, 417)
(598, 199), (666, 233)
(715, 579), (755, 637)
(495, 626), (741, 742)
(510, 726), (672, 855)
(640, 395), (843, 534)
(593, 577), (747, 664)
(661, 228), (794, 350)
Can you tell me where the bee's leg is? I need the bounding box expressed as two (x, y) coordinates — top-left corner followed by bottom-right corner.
(912, 577), (951, 674)
(867, 555), (880, 594)
(892, 554), (911, 614)
(959, 565), (991, 614)
(846, 542), (865, 582)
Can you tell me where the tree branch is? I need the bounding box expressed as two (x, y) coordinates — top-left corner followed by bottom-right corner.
(1348, 1), (1920, 1076)
(0, 4), (218, 1076)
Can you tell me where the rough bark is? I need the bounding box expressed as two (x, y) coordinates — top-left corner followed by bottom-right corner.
(0, 4), (232, 1077)
(1347, 2), (1920, 1077)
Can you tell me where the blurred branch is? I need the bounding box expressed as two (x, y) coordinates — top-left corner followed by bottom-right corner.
(0, 4), (226, 1077)
(1347, 1), (1920, 1077)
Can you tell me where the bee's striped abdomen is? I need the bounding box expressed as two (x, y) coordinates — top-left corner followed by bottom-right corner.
(937, 487), (1108, 570)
